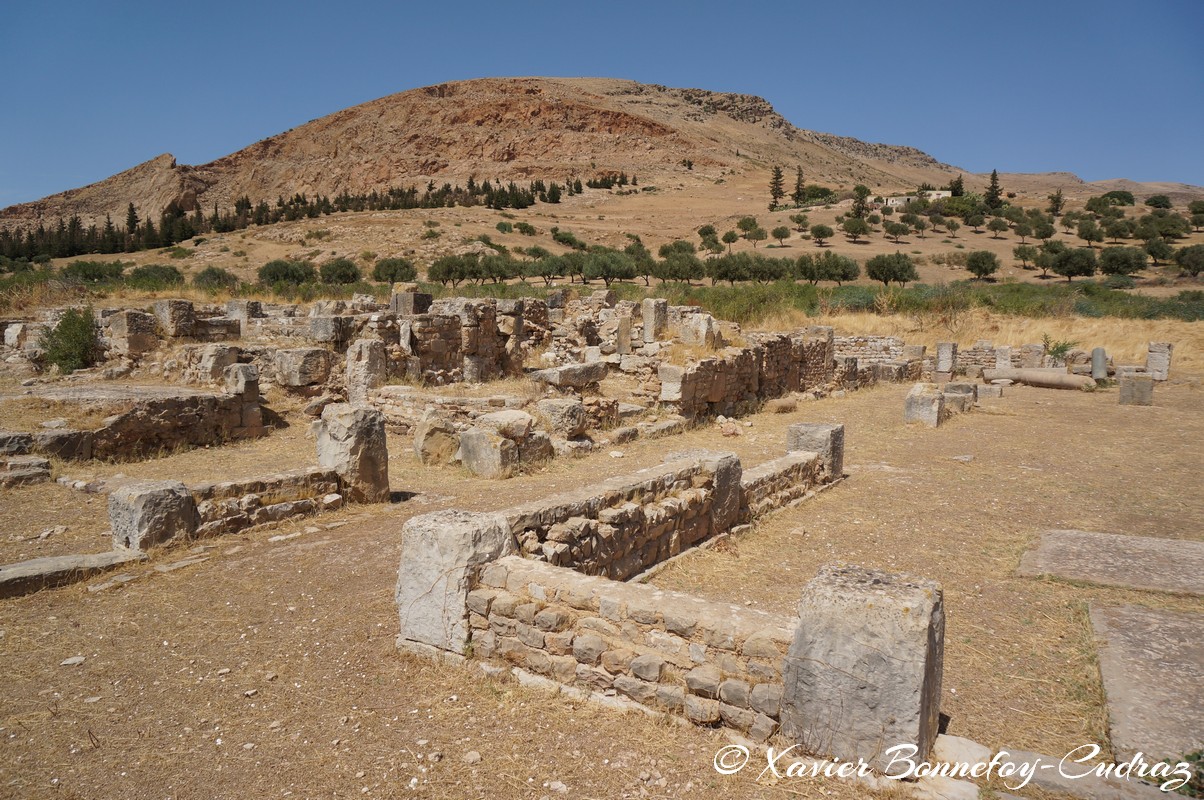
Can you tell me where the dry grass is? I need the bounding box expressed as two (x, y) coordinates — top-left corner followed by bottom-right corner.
(653, 379), (1204, 758)
(752, 308), (1204, 373)
(0, 397), (118, 432)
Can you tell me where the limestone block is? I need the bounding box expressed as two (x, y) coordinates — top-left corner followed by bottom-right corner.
(477, 410), (534, 440)
(901, 344), (926, 362)
(223, 364), (259, 400)
(780, 563), (944, 774)
(641, 298), (668, 343)
(517, 431), (554, 464)
(197, 344), (239, 381)
(395, 510), (516, 655)
(904, 383), (946, 427)
(413, 412), (459, 466)
(316, 404), (390, 502)
(703, 452), (742, 536)
(994, 346), (1012, 371)
(1118, 376), (1153, 406)
(109, 480), (199, 550)
(529, 361), (608, 389)
(0, 430), (34, 455)
(345, 338), (386, 403)
(1146, 342), (1172, 381)
(225, 300), (263, 333)
(456, 427), (518, 479)
(33, 429), (93, 461)
(786, 423), (845, 481)
(935, 342), (958, 374)
(308, 316), (351, 346)
(658, 364), (685, 402)
(275, 348), (333, 387)
(153, 299), (196, 337)
(390, 291), (433, 316)
(108, 310), (158, 355)
(535, 399), (586, 438)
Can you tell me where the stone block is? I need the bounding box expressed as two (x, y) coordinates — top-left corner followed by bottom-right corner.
(785, 422), (845, 481)
(108, 310), (158, 355)
(275, 348), (333, 387)
(529, 361), (608, 389)
(630, 654), (665, 682)
(703, 452), (742, 536)
(109, 480), (199, 550)
(616, 317), (632, 355)
(345, 339), (387, 403)
(935, 342), (958, 374)
(1146, 342), (1172, 381)
(1118, 376), (1153, 406)
(780, 563), (944, 774)
(316, 404), (390, 502)
(390, 291), (433, 316)
(477, 410), (534, 440)
(0, 550), (147, 599)
(904, 383), (946, 427)
(223, 363), (259, 400)
(33, 429), (93, 461)
(685, 665), (721, 699)
(395, 511), (516, 655)
(153, 299), (196, 337)
(641, 298), (668, 342)
(456, 427), (518, 479)
(535, 399), (586, 438)
(977, 384), (1003, 399)
(901, 344), (926, 362)
(413, 412), (459, 466)
(0, 431), (34, 455)
(994, 346), (1012, 371)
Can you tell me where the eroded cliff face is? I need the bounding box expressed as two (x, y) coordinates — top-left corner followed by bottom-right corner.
(1, 76), (957, 228)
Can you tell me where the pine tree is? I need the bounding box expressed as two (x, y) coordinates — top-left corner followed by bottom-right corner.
(769, 166), (785, 210)
(985, 169), (1004, 209)
(1047, 189), (1065, 217)
(947, 175), (965, 197)
(791, 166), (805, 206)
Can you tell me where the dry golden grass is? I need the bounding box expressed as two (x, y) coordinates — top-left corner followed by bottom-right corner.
(0, 397), (118, 432)
(752, 308), (1204, 373)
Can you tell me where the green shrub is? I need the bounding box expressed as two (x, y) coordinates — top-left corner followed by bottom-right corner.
(319, 258), (361, 284)
(166, 246), (193, 259)
(127, 264), (185, 290)
(62, 260), (124, 283)
(1102, 274), (1136, 289)
(193, 266), (240, 291)
(421, 228), (441, 240)
(514, 222), (537, 236)
(41, 307), (101, 374)
(258, 259), (315, 285)
(372, 258), (418, 283)
(496, 221), (513, 234)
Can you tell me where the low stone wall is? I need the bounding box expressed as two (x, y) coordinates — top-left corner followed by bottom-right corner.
(471, 555), (791, 741)
(834, 335), (905, 365)
(91, 392), (262, 460)
(500, 453), (742, 580)
(109, 403), (389, 550)
(191, 467), (342, 537)
(739, 451), (822, 523)
(658, 327), (841, 420)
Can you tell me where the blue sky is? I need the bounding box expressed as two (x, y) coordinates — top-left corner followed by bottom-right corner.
(2, 0), (1201, 207)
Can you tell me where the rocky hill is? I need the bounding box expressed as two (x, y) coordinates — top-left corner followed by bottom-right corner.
(1, 77), (971, 229)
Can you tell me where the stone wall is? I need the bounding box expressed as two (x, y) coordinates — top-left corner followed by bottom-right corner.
(499, 453), (741, 580)
(833, 335), (905, 364)
(739, 451), (823, 523)
(470, 555), (791, 741)
(658, 326), (840, 420)
(191, 467), (342, 537)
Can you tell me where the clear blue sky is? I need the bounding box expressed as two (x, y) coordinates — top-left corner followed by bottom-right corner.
(2, 0), (1201, 207)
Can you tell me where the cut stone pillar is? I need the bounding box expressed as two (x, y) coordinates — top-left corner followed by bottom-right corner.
(345, 338), (387, 403)
(994, 346), (1012, 371)
(616, 317), (632, 355)
(1091, 347), (1108, 381)
(935, 342), (957, 374)
(1118, 376), (1153, 406)
(109, 480), (199, 550)
(1146, 342), (1172, 381)
(316, 404), (390, 502)
(223, 363), (259, 400)
(395, 510), (516, 656)
(780, 564), (944, 774)
(904, 383), (946, 427)
(786, 423), (845, 481)
(641, 298), (668, 343)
